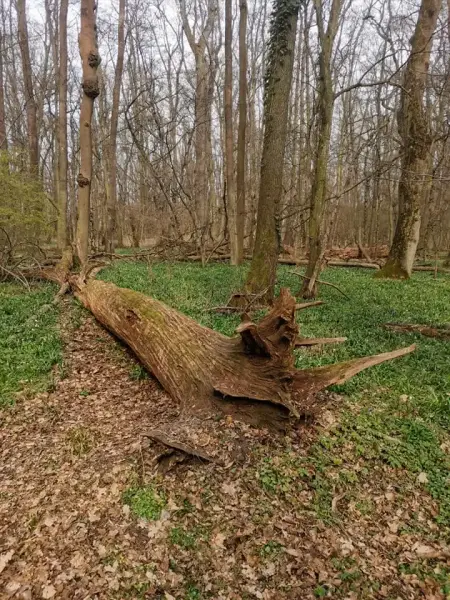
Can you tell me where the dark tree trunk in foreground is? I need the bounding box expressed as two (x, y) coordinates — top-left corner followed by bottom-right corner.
(376, 0), (442, 279)
(245, 0), (301, 303)
(71, 278), (414, 431)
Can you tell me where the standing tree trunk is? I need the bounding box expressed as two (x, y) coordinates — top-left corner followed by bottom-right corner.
(376, 0), (442, 279)
(236, 0), (248, 263)
(76, 0), (101, 267)
(0, 0), (7, 153)
(17, 0), (39, 175)
(225, 0), (239, 265)
(301, 0), (342, 298)
(179, 0), (218, 262)
(105, 0), (126, 253)
(57, 0), (69, 250)
(245, 0), (301, 303)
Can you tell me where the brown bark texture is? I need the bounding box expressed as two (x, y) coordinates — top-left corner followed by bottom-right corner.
(377, 0), (443, 279)
(105, 0), (126, 253)
(57, 0), (69, 250)
(70, 277), (415, 430)
(245, 0), (301, 302)
(236, 0), (248, 264)
(224, 0), (238, 265)
(301, 0), (342, 298)
(76, 0), (100, 267)
(17, 0), (39, 174)
(0, 7), (6, 152)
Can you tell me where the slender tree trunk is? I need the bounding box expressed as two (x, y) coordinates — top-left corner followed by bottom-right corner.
(17, 0), (39, 174)
(57, 0), (69, 249)
(0, 0), (7, 152)
(105, 0), (126, 253)
(377, 0), (442, 279)
(225, 0), (238, 264)
(236, 0), (247, 262)
(245, 0), (301, 303)
(301, 0), (342, 298)
(76, 0), (101, 267)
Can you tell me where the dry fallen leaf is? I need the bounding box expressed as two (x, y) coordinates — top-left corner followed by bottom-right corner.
(0, 549), (14, 574)
(212, 532), (227, 550)
(41, 584), (57, 599)
(417, 472), (429, 484)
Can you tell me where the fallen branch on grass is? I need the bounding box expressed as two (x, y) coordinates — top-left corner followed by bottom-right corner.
(384, 323), (450, 340)
(289, 271), (350, 300)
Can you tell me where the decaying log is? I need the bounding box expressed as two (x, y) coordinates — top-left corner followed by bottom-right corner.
(384, 323), (450, 340)
(69, 276), (415, 430)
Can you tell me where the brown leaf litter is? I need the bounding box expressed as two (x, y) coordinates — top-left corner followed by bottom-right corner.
(0, 302), (449, 599)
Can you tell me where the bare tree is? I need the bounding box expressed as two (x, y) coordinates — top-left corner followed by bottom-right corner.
(224, 0), (239, 264)
(245, 0), (302, 303)
(0, 0), (7, 152)
(377, 0), (443, 278)
(301, 0), (343, 298)
(57, 0), (69, 249)
(105, 0), (126, 253)
(76, 0), (101, 267)
(179, 0), (218, 260)
(236, 0), (248, 263)
(17, 0), (39, 174)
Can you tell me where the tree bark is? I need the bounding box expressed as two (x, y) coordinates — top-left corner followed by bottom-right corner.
(245, 0), (301, 303)
(57, 0), (69, 250)
(224, 0), (238, 265)
(76, 0), (101, 268)
(70, 277), (415, 430)
(105, 0), (126, 253)
(236, 0), (248, 263)
(376, 0), (442, 279)
(301, 0), (342, 298)
(179, 0), (218, 261)
(0, 0), (7, 152)
(17, 0), (39, 175)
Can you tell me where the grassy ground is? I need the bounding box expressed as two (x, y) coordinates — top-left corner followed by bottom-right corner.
(0, 282), (62, 407)
(1, 263), (449, 598)
(101, 263), (450, 577)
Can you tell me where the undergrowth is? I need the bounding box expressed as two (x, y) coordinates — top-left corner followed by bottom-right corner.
(0, 282), (62, 407)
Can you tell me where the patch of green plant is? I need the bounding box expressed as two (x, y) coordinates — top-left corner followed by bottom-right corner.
(0, 282), (62, 407)
(129, 364), (149, 381)
(257, 453), (309, 494)
(314, 585), (329, 598)
(169, 526), (198, 549)
(122, 485), (166, 521)
(260, 540), (284, 557)
(185, 583), (202, 600)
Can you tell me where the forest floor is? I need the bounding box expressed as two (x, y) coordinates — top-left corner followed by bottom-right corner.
(0, 264), (449, 600)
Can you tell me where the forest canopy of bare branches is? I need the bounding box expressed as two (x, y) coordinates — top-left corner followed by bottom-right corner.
(1, 0), (449, 271)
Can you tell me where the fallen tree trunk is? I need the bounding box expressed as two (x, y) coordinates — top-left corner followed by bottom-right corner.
(70, 276), (415, 430)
